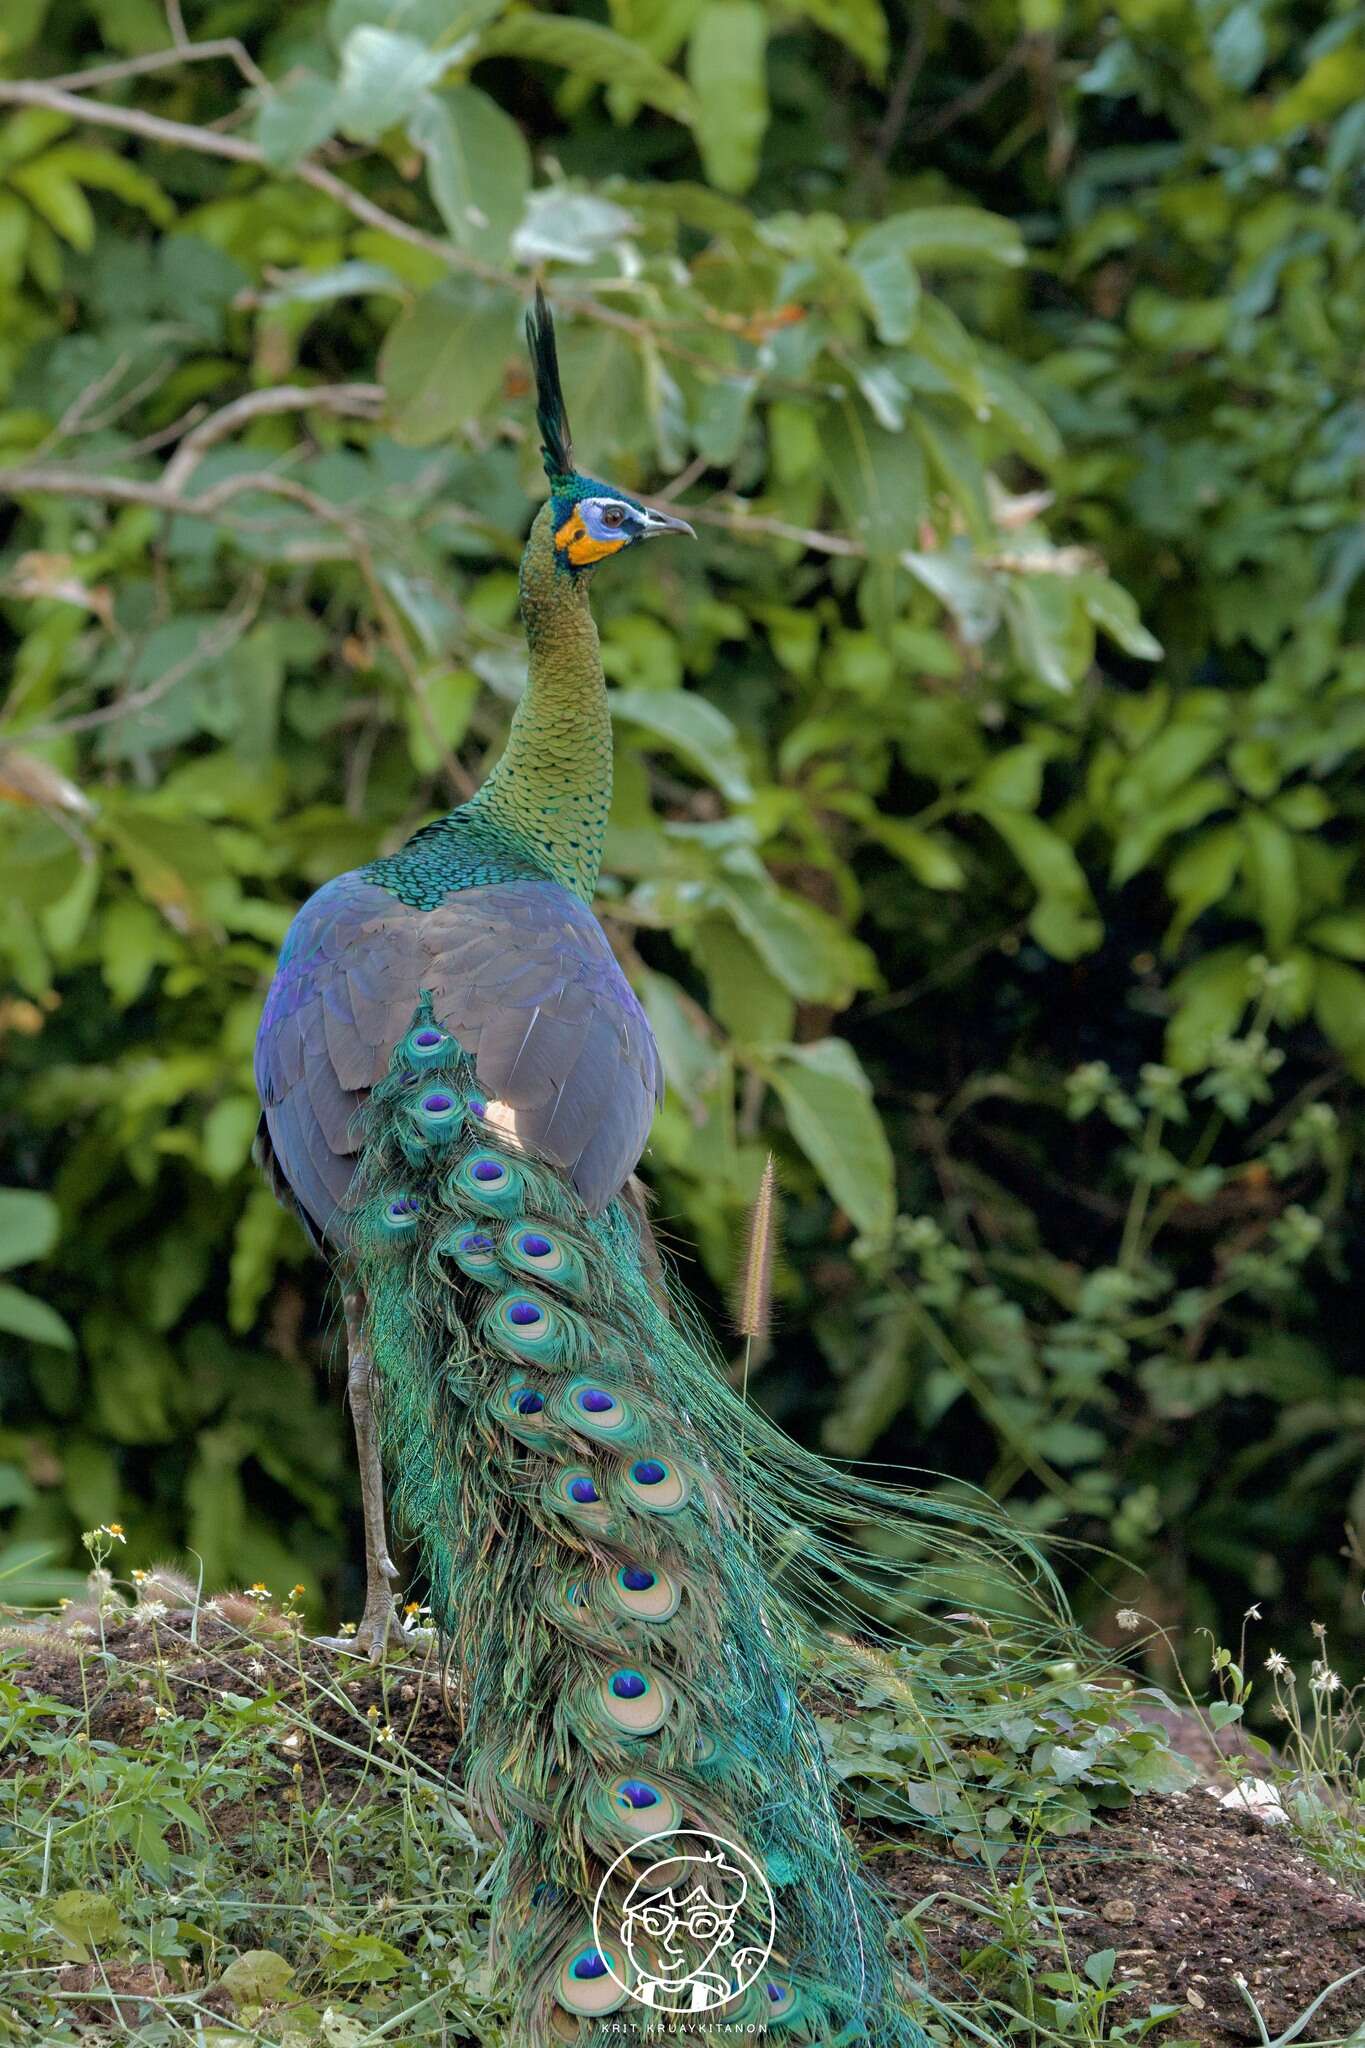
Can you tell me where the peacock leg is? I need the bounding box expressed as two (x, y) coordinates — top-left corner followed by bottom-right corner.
(317, 1290), (402, 1660)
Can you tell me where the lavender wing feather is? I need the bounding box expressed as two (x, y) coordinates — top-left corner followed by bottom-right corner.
(254, 873), (662, 1244)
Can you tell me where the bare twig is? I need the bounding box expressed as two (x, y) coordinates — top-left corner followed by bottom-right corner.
(45, 37), (269, 96)
(160, 382), (385, 492)
(0, 79), (477, 277)
(873, 8), (931, 168)
(914, 44), (1027, 145)
(16, 575), (264, 743)
(0, 458), (469, 794)
(672, 496), (865, 558)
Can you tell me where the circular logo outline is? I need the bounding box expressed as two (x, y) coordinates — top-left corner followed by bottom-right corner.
(591, 1827), (776, 2016)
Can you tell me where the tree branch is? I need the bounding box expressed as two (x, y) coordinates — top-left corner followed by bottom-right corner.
(160, 382), (385, 492)
(45, 37), (269, 96)
(0, 79), (482, 278)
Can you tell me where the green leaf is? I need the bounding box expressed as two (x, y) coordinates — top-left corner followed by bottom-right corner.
(411, 85), (530, 264)
(867, 205), (1024, 270)
(1165, 946), (1253, 1072)
(903, 548), (1000, 643)
(477, 14), (699, 126)
(686, 918), (795, 1044)
(1004, 577), (1091, 694)
(638, 969), (724, 1109)
(202, 1097), (261, 1184)
(971, 801), (1102, 960)
(260, 260), (406, 307)
(820, 398), (926, 557)
(323, 1932), (409, 1986)
(763, 1038), (895, 1242)
(329, 0), (501, 43)
(0, 1283), (74, 1349)
(512, 188), (637, 266)
(1306, 909), (1365, 960)
(255, 71), (342, 172)
(335, 27), (449, 142)
(40, 144), (175, 226)
(713, 873), (877, 1005)
(379, 277), (516, 446)
(970, 742), (1050, 812)
(1314, 958), (1365, 1080)
(9, 153), (94, 250)
(782, 0), (887, 75)
(849, 221), (921, 345)
(865, 818), (965, 890)
(686, 0), (768, 195)
(611, 688), (752, 804)
(0, 1187), (59, 1270)
(99, 897), (176, 1007)
(1075, 572), (1162, 660)
(48, 1890), (124, 1956)
(218, 1949), (296, 2006)
(1165, 824), (1241, 947)
(1241, 811), (1299, 952)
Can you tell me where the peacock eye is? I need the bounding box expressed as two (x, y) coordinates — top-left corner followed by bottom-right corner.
(600, 505), (625, 528)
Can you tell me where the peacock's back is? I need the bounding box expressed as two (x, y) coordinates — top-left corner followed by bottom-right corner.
(254, 859), (662, 1243)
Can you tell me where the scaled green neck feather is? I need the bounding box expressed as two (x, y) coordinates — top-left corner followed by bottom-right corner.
(467, 501), (611, 904)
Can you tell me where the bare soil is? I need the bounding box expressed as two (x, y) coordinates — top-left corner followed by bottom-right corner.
(892, 1793), (1365, 2045)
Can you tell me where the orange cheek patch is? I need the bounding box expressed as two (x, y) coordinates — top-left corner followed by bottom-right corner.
(554, 510), (626, 567)
(568, 534), (626, 566)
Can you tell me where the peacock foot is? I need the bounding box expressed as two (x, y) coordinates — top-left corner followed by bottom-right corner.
(314, 1573), (404, 1663)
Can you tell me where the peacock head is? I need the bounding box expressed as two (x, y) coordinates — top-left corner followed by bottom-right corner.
(526, 286), (695, 573)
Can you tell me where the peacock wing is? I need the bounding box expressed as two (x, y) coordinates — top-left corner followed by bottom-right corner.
(254, 873), (662, 1243)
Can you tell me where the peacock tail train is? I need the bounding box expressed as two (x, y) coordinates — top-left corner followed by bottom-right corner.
(348, 999), (1061, 2045)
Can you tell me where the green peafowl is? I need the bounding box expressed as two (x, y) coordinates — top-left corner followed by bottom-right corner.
(254, 291), (1042, 2044)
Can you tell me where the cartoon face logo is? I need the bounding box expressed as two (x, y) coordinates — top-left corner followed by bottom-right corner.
(592, 1831), (775, 2016)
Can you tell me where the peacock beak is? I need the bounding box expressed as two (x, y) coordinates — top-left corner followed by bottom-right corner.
(638, 505), (696, 541)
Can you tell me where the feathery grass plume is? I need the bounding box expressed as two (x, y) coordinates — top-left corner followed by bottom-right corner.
(735, 1151), (778, 1352)
(735, 1154), (777, 1552)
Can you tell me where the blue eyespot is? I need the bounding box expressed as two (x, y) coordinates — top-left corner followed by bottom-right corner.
(578, 1388), (613, 1413)
(632, 1460), (666, 1487)
(571, 1949), (608, 1981)
(611, 1670), (648, 1700)
(516, 1391), (544, 1416)
(507, 1300), (542, 1328)
(569, 1478), (599, 1505)
(621, 1566), (655, 1591)
(520, 1232), (553, 1258)
(619, 1779), (658, 1810)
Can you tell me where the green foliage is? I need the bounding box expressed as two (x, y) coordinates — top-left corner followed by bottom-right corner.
(823, 1639), (1192, 1855)
(0, 0), (1361, 1685)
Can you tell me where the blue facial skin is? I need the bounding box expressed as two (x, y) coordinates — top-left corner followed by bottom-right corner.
(553, 485), (696, 561)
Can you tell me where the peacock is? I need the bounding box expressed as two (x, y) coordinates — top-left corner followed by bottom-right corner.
(253, 291), (1048, 2045)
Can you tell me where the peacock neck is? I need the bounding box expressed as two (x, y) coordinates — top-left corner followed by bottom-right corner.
(466, 502), (611, 904)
